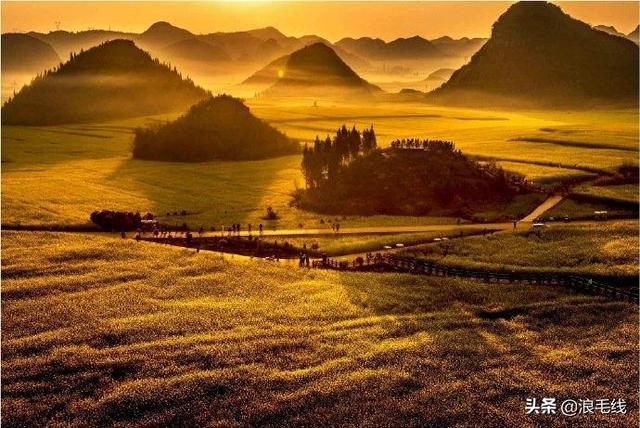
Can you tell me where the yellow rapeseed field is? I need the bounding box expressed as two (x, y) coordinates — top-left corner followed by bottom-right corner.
(407, 220), (639, 277)
(2, 101), (637, 229)
(2, 231), (637, 426)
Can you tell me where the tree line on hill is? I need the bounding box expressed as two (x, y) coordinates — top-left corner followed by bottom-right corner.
(301, 124), (377, 189)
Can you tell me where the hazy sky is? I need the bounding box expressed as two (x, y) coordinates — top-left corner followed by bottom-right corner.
(2, 1), (638, 41)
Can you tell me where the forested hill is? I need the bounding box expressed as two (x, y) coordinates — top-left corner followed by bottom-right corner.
(294, 129), (529, 216)
(430, 1), (639, 106)
(132, 95), (299, 162)
(2, 39), (208, 125)
(265, 43), (382, 96)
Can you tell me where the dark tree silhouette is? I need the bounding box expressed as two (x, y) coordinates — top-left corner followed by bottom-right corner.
(133, 95), (299, 162)
(297, 134), (531, 216)
(300, 124), (376, 189)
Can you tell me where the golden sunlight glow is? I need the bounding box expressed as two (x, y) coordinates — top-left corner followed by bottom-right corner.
(277, 69), (285, 78)
(1, 2), (637, 40)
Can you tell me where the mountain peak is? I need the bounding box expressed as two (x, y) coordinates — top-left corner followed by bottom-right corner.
(628, 25), (639, 43)
(431, 1), (638, 105)
(144, 21), (181, 32)
(265, 42), (381, 96)
(491, 1), (567, 38)
(2, 39), (207, 125)
(138, 21), (193, 48)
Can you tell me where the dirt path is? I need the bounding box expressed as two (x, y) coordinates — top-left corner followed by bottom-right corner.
(520, 194), (563, 222)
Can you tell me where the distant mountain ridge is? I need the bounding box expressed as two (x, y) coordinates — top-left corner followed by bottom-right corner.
(136, 21), (194, 49)
(161, 38), (231, 63)
(431, 2), (639, 106)
(430, 36), (488, 58)
(2, 39), (208, 125)
(628, 25), (639, 44)
(336, 36), (447, 60)
(593, 25), (627, 38)
(1, 33), (61, 73)
(16, 21), (490, 77)
(22, 22), (369, 73)
(28, 29), (137, 59)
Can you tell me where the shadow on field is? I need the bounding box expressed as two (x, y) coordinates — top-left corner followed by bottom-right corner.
(105, 154), (301, 228)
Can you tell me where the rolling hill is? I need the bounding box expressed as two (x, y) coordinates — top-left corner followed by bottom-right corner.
(1, 33), (61, 73)
(263, 43), (382, 96)
(2, 39), (208, 125)
(430, 1), (639, 106)
(132, 94), (298, 161)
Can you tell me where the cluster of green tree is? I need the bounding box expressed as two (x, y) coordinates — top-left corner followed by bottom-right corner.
(295, 137), (529, 216)
(132, 95), (299, 162)
(90, 210), (150, 231)
(301, 125), (376, 189)
(2, 39), (207, 125)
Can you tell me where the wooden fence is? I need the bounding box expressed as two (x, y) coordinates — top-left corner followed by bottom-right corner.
(313, 254), (638, 304)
